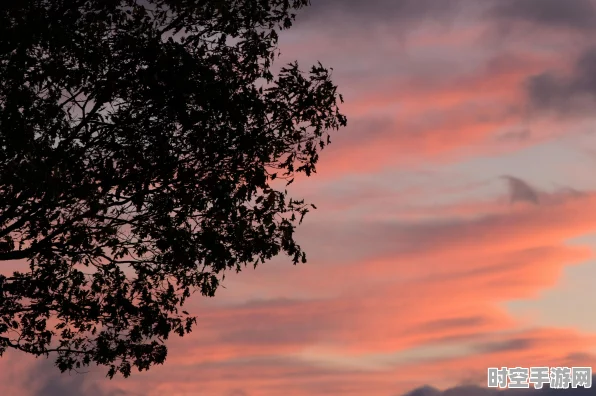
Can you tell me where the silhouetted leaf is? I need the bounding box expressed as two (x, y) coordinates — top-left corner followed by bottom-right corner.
(0, 0), (346, 379)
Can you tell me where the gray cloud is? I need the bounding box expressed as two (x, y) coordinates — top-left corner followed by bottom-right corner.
(413, 316), (487, 333)
(25, 359), (131, 396)
(296, 0), (468, 28)
(227, 390), (250, 396)
(489, 0), (596, 30)
(526, 47), (596, 114)
(404, 384), (501, 396)
(404, 385), (443, 396)
(495, 129), (532, 142)
(331, 115), (396, 150)
(33, 378), (106, 396)
(502, 176), (540, 205)
(216, 313), (327, 346)
(474, 337), (534, 354)
(299, 0), (596, 32)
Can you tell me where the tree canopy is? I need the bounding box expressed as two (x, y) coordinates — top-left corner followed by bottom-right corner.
(0, 0), (346, 378)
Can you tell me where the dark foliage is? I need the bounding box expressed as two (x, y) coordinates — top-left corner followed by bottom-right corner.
(0, 0), (346, 378)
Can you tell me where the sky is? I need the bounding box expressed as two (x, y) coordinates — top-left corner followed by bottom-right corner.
(5, 0), (596, 395)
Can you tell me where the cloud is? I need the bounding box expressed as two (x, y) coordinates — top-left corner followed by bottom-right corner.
(138, 187), (596, 380)
(502, 176), (540, 204)
(297, 0), (467, 28)
(526, 47), (596, 115)
(489, 0), (596, 30)
(24, 185), (593, 395)
(109, 355), (401, 396)
(474, 338), (535, 354)
(22, 359), (131, 396)
(108, 328), (596, 396)
(403, 386), (442, 396)
(227, 389), (250, 396)
(282, 2), (583, 182)
(495, 130), (532, 142)
(296, 51), (564, 180)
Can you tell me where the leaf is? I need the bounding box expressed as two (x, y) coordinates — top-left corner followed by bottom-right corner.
(0, 0), (347, 379)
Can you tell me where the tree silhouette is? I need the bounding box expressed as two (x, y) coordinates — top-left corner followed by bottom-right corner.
(0, 0), (346, 378)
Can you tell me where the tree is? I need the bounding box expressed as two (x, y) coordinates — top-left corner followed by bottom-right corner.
(0, 0), (346, 378)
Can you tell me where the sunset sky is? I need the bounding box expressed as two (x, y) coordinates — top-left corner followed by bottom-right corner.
(6, 0), (596, 395)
